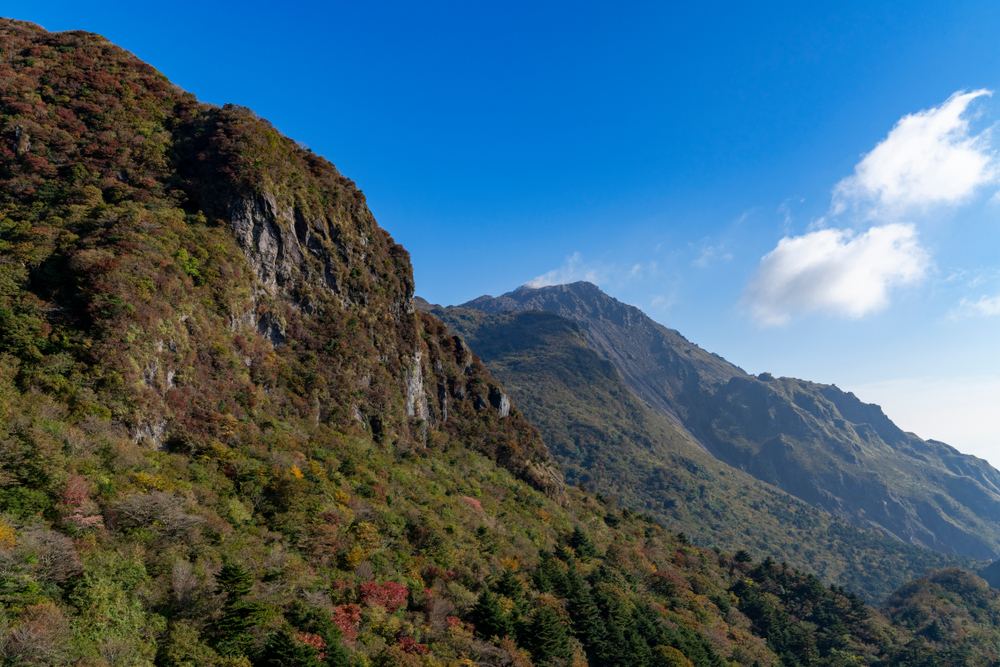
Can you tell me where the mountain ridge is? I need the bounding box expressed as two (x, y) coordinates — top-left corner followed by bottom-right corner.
(421, 302), (982, 601)
(458, 281), (1000, 560)
(1, 18), (999, 667)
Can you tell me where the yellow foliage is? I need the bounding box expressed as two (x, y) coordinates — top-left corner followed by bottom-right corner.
(203, 440), (237, 463)
(651, 645), (694, 667)
(0, 521), (16, 549)
(134, 471), (173, 491)
(334, 488), (351, 506)
(500, 637), (534, 667)
(535, 509), (551, 523)
(344, 545), (368, 568)
(290, 465), (304, 479)
(307, 459), (327, 481)
(500, 556), (520, 571)
(352, 522), (381, 549)
(217, 657), (253, 667)
(498, 595), (515, 616)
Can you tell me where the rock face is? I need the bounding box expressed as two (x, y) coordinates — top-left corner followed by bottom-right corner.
(404, 351), (430, 421)
(229, 192), (303, 293)
(460, 282), (1000, 560)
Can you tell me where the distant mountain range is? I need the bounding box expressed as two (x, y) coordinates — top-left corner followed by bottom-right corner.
(446, 282), (1000, 561)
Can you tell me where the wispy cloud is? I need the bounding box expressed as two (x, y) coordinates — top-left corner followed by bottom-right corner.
(692, 245), (732, 268)
(952, 294), (1000, 318)
(832, 89), (996, 219)
(745, 223), (929, 326)
(523, 252), (608, 288)
(523, 253), (659, 289)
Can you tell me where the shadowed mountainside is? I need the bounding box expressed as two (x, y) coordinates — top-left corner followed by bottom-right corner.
(421, 302), (979, 601)
(459, 282), (1000, 560)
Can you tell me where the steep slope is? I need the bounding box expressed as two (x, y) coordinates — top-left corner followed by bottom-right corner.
(424, 303), (978, 602)
(463, 282), (742, 435)
(460, 283), (1000, 560)
(2, 19), (1000, 667)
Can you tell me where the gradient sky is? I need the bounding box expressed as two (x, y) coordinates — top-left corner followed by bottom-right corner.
(8, 1), (1000, 464)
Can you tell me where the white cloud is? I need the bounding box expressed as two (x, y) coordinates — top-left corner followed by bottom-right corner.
(692, 244), (733, 268)
(954, 294), (1000, 317)
(745, 223), (929, 325)
(832, 89), (995, 218)
(523, 252), (608, 288)
(524, 253), (659, 289)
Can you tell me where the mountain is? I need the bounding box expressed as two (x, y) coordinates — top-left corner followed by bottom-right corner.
(422, 303), (978, 602)
(2, 18), (1000, 667)
(459, 282), (1000, 561)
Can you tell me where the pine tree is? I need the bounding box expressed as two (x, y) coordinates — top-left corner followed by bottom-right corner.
(566, 574), (608, 666)
(494, 569), (524, 601)
(569, 527), (597, 560)
(284, 600), (352, 667)
(215, 562), (253, 599)
(260, 628), (323, 667)
(469, 589), (513, 639)
(527, 605), (572, 667)
(211, 562), (264, 657)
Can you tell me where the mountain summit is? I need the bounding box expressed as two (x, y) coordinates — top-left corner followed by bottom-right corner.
(461, 282), (1000, 560)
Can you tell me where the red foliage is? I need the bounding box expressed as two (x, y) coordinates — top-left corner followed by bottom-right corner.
(360, 580), (409, 612)
(461, 495), (483, 511)
(297, 631), (327, 660)
(60, 476), (89, 508)
(397, 636), (429, 655)
(332, 604), (361, 642)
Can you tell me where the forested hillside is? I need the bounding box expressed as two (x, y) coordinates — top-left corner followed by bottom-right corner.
(0, 17), (997, 667)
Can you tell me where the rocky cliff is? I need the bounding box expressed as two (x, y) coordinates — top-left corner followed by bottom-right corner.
(0, 18), (554, 491)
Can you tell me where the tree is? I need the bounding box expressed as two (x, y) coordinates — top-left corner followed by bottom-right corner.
(260, 628), (323, 667)
(469, 589), (513, 640)
(527, 605), (572, 666)
(568, 527), (597, 561)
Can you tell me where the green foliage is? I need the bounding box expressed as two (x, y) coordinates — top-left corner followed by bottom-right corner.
(469, 589), (513, 640)
(0, 18), (992, 667)
(430, 305), (981, 602)
(526, 604), (572, 666)
(260, 628), (323, 667)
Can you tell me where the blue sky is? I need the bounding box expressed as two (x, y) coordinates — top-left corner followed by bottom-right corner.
(8, 1), (1000, 463)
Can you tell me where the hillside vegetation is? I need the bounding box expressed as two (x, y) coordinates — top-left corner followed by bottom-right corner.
(423, 304), (978, 602)
(0, 17), (998, 667)
(460, 283), (1000, 561)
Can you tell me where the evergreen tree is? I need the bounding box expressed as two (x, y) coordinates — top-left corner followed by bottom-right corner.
(211, 561), (266, 657)
(284, 600), (352, 667)
(566, 575), (608, 666)
(260, 628), (323, 667)
(527, 605), (572, 667)
(569, 526), (597, 560)
(214, 600), (268, 657)
(470, 589), (513, 639)
(494, 568), (524, 601)
(215, 562), (253, 599)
